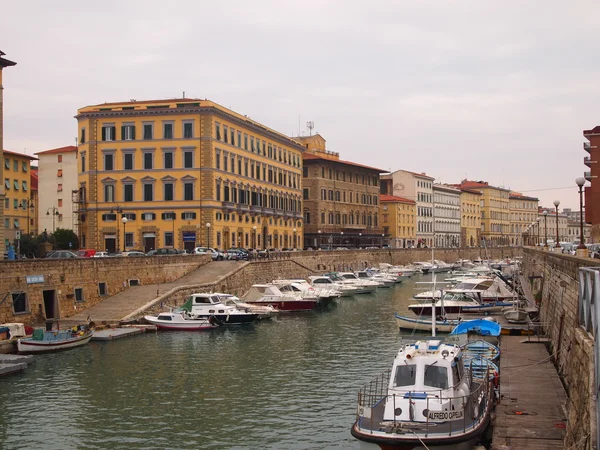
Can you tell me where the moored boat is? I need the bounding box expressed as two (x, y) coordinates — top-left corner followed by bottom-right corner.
(241, 284), (320, 311)
(144, 311), (219, 330)
(395, 312), (462, 333)
(351, 338), (495, 449)
(179, 293), (259, 324)
(17, 324), (94, 353)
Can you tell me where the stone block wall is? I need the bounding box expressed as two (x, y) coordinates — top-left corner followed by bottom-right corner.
(521, 247), (599, 449)
(0, 255), (211, 325)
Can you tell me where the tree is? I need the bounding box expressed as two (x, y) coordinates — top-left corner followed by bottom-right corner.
(15, 233), (46, 258)
(50, 228), (79, 250)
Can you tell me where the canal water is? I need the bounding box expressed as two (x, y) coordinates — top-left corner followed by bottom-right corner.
(0, 277), (429, 450)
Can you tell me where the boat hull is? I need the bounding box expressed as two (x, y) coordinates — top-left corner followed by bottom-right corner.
(395, 313), (459, 333)
(244, 299), (319, 312)
(17, 331), (93, 353)
(409, 302), (511, 316)
(144, 316), (217, 330)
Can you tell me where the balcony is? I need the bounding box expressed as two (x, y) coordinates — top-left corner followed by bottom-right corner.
(584, 156), (597, 167)
(222, 202), (235, 209)
(584, 142), (591, 153)
(584, 171), (597, 181)
(237, 204), (250, 212)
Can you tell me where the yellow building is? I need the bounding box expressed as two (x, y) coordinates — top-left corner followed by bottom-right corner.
(459, 180), (510, 247)
(76, 98), (304, 253)
(3, 150), (37, 249)
(509, 192), (539, 246)
(0, 51), (17, 256)
(458, 188), (482, 247)
(380, 194), (416, 248)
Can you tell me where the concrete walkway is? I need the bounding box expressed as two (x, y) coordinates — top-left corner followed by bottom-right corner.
(68, 261), (243, 323)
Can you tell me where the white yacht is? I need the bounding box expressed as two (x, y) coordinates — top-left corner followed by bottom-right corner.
(308, 275), (361, 297)
(355, 270), (395, 287)
(336, 272), (380, 293)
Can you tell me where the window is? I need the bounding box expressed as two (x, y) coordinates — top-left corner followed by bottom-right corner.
(102, 125), (116, 141)
(164, 151), (173, 169)
(237, 131), (242, 147)
(125, 232), (134, 248)
(58, 154), (63, 163)
(216, 123), (221, 140)
(182, 212), (196, 220)
(81, 153), (86, 172)
(58, 199), (63, 207)
(104, 184), (115, 202)
(13, 219), (19, 229)
(13, 180), (19, 191)
(223, 125), (228, 143)
(164, 183), (174, 201)
(303, 188), (309, 200)
(123, 152), (134, 170)
(121, 124), (135, 140)
(163, 123), (173, 139)
(98, 283), (107, 296)
(184, 150), (193, 168)
(165, 232), (174, 247)
(12, 292), (28, 314)
(124, 184), (134, 202)
(183, 122), (193, 138)
(74, 288), (84, 303)
(4, 179), (9, 189)
(57, 183), (63, 192)
(184, 182), (194, 201)
(102, 213), (117, 221)
(80, 128), (86, 144)
(424, 365), (448, 389)
(143, 152), (153, 170)
(143, 124), (153, 140)
(391, 364), (418, 387)
(142, 212), (156, 221)
(143, 183), (153, 201)
(104, 153), (114, 171)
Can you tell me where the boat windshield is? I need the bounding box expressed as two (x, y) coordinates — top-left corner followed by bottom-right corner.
(424, 364), (448, 389)
(393, 364), (416, 387)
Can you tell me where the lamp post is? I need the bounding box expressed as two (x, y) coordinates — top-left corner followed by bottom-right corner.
(536, 218), (541, 246)
(543, 211), (548, 249)
(382, 233), (385, 248)
(171, 213), (176, 248)
(576, 177), (586, 255)
(359, 232), (362, 249)
(22, 199), (34, 234)
(121, 217), (128, 252)
(293, 228), (297, 249)
(253, 225), (257, 249)
(317, 229), (322, 249)
(553, 200), (561, 249)
(46, 206), (59, 233)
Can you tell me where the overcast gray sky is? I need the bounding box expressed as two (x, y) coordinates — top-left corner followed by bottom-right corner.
(3, 0), (599, 209)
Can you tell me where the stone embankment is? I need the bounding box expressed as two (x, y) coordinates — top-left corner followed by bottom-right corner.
(521, 247), (599, 449)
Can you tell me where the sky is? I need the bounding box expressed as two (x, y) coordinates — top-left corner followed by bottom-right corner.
(2, 0), (600, 210)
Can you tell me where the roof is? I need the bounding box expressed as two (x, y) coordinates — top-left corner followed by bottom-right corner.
(82, 97), (202, 108)
(459, 180), (510, 192)
(30, 168), (38, 191)
(583, 126), (600, 135)
(383, 169), (435, 180)
(380, 194), (415, 204)
(35, 145), (78, 155)
(509, 192), (539, 201)
(3, 150), (38, 160)
(302, 152), (386, 173)
(0, 51), (16, 68)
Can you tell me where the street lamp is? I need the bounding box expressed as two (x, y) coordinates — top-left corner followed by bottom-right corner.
(318, 229), (322, 249)
(206, 222), (211, 248)
(253, 225), (257, 248)
(22, 199), (34, 234)
(293, 228), (297, 249)
(46, 206), (59, 233)
(121, 217), (128, 252)
(553, 200), (561, 249)
(576, 177), (586, 253)
(543, 211), (548, 249)
(536, 218), (541, 246)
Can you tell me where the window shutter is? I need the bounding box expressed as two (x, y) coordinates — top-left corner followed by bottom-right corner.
(101, 127), (106, 141)
(111, 126), (116, 139)
(132, 126), (136, 140)
(121, 126), (125, 140)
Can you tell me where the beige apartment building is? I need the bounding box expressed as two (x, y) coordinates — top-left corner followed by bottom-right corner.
(459, 188), (482, 247)
(433, 184), (461, 248)
(297, 134), (385, 249)
(35, 146), (78, 234)
(509, 192), (539, 246)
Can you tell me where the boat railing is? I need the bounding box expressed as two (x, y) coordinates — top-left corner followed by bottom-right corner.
(355, 368), (492, 437)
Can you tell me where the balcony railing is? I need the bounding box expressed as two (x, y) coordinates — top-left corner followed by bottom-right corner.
(584, 171), (597, 181)
(584, 156), (597, 166)
(584, 142), (591, 153)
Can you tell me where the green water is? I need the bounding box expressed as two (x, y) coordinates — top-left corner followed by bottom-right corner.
(0, 278), (424, 450)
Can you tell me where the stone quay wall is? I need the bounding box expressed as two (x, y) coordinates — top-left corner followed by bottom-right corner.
(0, 255), (211, 325)
(521, 247), (599, 449)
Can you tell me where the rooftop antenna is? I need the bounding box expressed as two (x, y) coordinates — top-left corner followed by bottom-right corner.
(307, 121), (314, 136)
(183, 91), (185, 99)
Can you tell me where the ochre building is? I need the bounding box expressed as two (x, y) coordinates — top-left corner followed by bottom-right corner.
(458, 188), (482, 247)
(380, 194), (416, 248)
(297, 134), (385, 249)
(76, 98), (304, 253)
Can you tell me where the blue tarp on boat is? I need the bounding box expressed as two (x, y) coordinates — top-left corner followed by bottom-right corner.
(449, 319), (501, 337)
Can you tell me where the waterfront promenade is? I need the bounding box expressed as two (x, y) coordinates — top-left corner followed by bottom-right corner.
(67, 261), (242, 323)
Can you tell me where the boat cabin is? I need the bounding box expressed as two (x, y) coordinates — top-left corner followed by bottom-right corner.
(309, 276), (335, 285)
(181, 293), (229, 315)
(242, 284), (286, 302)
(383, 340), (469, 422)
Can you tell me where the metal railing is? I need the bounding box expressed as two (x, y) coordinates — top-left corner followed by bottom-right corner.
(578, 266), (600, 449)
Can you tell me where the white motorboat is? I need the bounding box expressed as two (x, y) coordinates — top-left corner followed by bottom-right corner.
(355, 270), (395, 287)
(178, 293), (259, 324)
(216, 293), (279, 320)
(336, 272), (380, 293)
(144, 311), (219, 330)
(308, 275), (360, 297)
(241, 284), (320, 312)
(378, 263), (413, 280)
(272, 279), (340, 305)
(351, 338), (495, 449)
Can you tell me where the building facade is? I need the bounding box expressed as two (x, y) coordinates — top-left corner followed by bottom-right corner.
(509, 192), (539, 246)
(35, 146), (78, 234)
(538, 208), (568, 246)
(433, 184), (461, 248)
(380, 194), (416, 248)
(381, 170), (435, 247)
(76, 98), (304, 253)
(297, 134), (384, 249)
(583, 126), (600, 243)
(0, 51), (17, 256)
(459, 189), (482, 247)
(3, 150), (37, 249)
(458, 180), (510, 247)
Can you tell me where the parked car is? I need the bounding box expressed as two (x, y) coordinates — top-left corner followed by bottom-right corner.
(193, 247), (224, 260)
(44, 250), (81, 259)
(76, 249), (97, 258)
(93, 251), (110, 258)
(225, 248), (249, 261)
(146, 248), (180, 256)
(119, 251), (146, 257)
